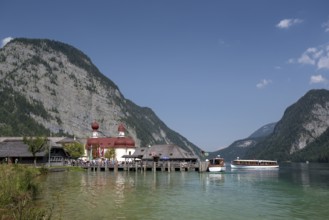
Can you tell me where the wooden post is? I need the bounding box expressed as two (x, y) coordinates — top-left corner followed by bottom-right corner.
(114, 161), (118, 172)
(199, 161), (208, 172)
(153, 161), (156, 172)
(167, 161), (170, 173)
(124, 160), (127, 171)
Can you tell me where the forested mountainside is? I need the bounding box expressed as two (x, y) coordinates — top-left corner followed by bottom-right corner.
(211, 90), (329, 162)
(0, 38), (202, 157)
(246, 89), (329, 162)
(208, 123), (276, 161)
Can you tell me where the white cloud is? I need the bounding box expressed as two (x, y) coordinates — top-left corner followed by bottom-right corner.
(322, 20), (329, 32)
(1, 37), (14, 48)
(217, 38), (230, 47)
(298, 53), (316, 65)
(318, 56), (329, 69)
(256, 79), (272, 89)
(297, 44), (329, 69)
(276, 18), (303, 29)
(310, 74), (327, 84)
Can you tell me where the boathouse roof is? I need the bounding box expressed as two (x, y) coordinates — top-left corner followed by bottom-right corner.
(0, 140), (48, 157)
(0, 137), (72, 158)
(130, 144), (198, 161)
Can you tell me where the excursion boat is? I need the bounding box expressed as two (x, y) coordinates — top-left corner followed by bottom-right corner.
(208, 157), (226, 172)
(230, 158), (279, 169)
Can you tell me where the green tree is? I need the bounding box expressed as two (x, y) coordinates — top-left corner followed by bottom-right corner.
(23, 136), (47, 167)
(104, 148), (116, 161)
(64, 142), (84, 159)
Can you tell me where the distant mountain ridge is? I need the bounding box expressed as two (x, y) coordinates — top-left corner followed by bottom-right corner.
(211, 89), (329, 162)
(248, 122), (276, 139)
(0, 38), (202, 157)
(209, 123), (275, 161)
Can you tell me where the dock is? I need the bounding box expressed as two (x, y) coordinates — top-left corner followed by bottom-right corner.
(80, 161), (209, 172)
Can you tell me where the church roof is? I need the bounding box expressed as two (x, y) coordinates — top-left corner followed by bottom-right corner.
(86, 122), (135, 148)
(86, 137), (135, 148)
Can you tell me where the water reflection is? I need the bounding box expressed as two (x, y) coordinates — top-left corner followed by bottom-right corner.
(229, 168), (279, 183)
(207, 173), (225, 183)
(40, 164), (329, 220)
(292, 163), (311, 188)
(279, 162), (329, 189)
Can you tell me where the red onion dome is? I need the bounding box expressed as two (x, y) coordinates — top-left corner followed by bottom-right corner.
(118, 123), (125, 132)
(91, 121), (99, 130)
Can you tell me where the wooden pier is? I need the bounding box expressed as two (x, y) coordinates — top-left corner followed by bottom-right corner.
(81, 161), (209, 172)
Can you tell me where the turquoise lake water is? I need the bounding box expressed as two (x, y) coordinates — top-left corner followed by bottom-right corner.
(40, 163), (329, 220)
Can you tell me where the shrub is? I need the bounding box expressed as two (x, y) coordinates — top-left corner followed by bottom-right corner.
(0, 164), (52, 220)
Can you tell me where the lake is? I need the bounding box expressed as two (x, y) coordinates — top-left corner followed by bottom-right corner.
(39, 162), (329, 220)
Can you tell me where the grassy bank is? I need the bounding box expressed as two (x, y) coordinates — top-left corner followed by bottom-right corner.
(0, 164), (52, 220)
(48, 165), (85, 172)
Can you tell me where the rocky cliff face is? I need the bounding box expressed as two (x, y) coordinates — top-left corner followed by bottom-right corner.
(292, 102), (329, 153)
(245, 89), (329, 161)
(0, 38), (201, 156)
(0, 39), (123, 138)
(210, 90), (329, 162)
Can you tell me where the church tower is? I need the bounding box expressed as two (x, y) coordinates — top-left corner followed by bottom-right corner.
(91, 121), (99, 138)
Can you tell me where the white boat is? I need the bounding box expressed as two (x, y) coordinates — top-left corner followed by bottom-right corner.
(208, 157), (226, 172)
(230, 158), (279, 169)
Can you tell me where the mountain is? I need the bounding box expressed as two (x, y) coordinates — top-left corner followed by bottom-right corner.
(210, 90), (329, 163)
(208, 123), (276, 161)
(0, 38), (202, 157)
(209, 89), (329, 162)
(245, 89), (329, 162)
(248, 122), (276, 139)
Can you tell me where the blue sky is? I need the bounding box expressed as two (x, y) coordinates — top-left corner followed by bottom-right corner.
(1, 0), (329, 152)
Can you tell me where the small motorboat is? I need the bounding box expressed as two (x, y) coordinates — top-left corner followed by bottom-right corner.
(208, 156), (226, 172)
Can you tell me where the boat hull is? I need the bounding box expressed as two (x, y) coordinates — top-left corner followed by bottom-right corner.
(230, 164), (279, 169)
(208, 166), (226, 172)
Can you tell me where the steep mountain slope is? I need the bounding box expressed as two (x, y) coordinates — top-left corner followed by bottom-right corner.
(208, 123), (276, 161)
(210, 88), (329, 163)
(291, 127), (329, 162)
(245, 89), (329, 161)
(0, 38), (201, 156)
(248, 122), (276, 139)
